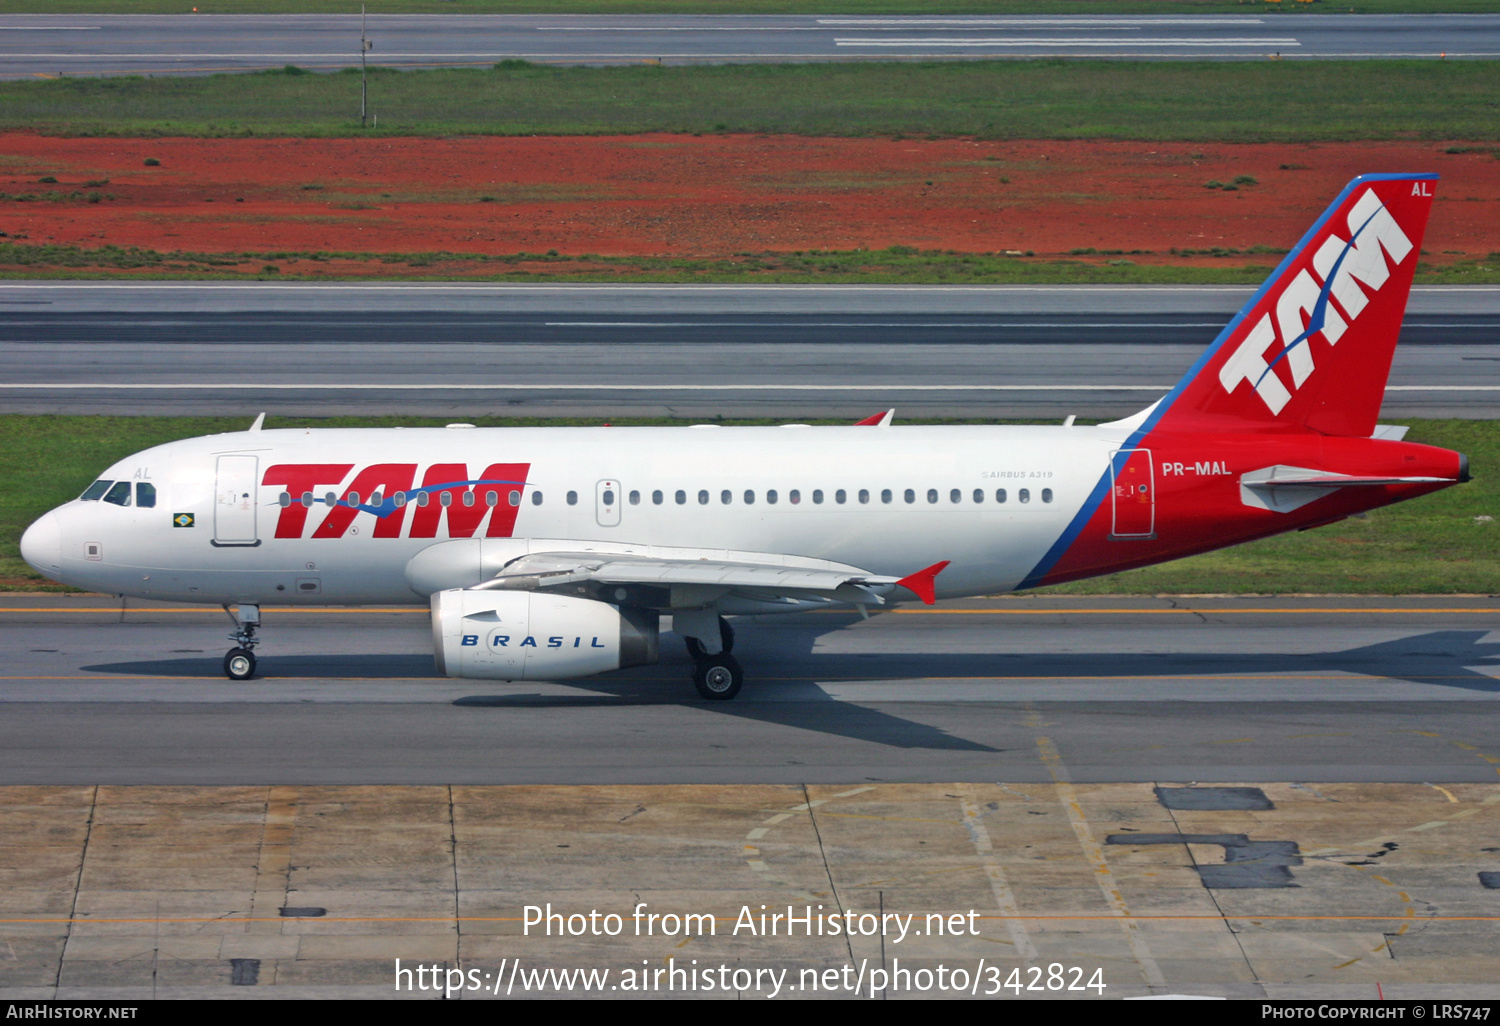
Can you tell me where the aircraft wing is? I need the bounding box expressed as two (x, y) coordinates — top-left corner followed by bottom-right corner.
(469, 550), (950, 606)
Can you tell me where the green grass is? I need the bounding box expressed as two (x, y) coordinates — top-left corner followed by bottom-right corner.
(4, 243), (1498, 284)
(12, 1), (1500, 13)
(5, 60), (1498, 141)
(2, 416), (1492, 594)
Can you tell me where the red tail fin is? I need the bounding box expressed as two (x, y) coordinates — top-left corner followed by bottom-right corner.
(1149, 173), (1435, 438)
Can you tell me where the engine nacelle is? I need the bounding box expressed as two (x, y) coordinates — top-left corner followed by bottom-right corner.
(431, 589), (659, 680)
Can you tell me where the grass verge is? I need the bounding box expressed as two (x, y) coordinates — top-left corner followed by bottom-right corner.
(2, 416), (1492, 594)
(2, 243), (1495, 285)
(6, 60), (1499, 141)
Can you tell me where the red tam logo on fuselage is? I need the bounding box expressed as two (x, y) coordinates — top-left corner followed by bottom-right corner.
(261, 462), (531, 539)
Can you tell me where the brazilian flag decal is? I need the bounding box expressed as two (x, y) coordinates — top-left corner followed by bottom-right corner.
(173, 513), (195, 528)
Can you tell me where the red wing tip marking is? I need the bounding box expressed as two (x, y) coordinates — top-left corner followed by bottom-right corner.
(853, 409), (895, 427)
(895, 560), (951, 605)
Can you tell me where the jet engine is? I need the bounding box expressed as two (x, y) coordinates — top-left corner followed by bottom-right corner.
(431, 589), (659, 680)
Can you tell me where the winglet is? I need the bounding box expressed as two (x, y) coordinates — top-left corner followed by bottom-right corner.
(895, 560), (950, 605)
(854, 409), (895, 427)
(248, 412), (265, 432)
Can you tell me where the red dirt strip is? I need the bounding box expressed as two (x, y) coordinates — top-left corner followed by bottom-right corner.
(1, 134), (1497, 265)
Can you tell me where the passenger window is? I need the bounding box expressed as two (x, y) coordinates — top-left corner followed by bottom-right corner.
(858, 489), (869, 504)
(602, 489), (615, 506)
(418, 492), (431, 507)
(1042, 488), (1053, 503)
(394, 492), (407, 507)
(721, 490), (732, 505)
(836, 489), (847, 504)
(698, 490), (709, 505)
(484, 491), (498, 508)
(950, 489), (961, 504)
(1019, 488), (1030, 503)
(531, 491), (543, 506)
(440, 492), (453, 508)
(880, 489), (892, 504)
(135, 482), (156, 508)
(789, 489), (800, 504)
(813, 490), (824, 504)
(79, 480), (111, 501)
(675, 490), (686, 505)
(744, 490), (755, 505)
(904, 489), (915, 504)
(302, 491), (314, 508)
(371, 491), (383, 506)
(996, 488), (1007, 503)
(973, 489), (984, 503)
(279, 492), (291, 508)
(652, 490), (664, 505)
(508, 490), (521, 507)
(103, 481), (132, 507)
(567, 491), (578, 506)
(461, 491), (475, 507)
(767, 490), (778, 505)
(629, 490), (640, 505)
(928, 489), (939, 504)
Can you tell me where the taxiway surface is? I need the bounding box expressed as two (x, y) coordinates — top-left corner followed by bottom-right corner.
(2, 283), (1496, 419)
(1, 13), (1496, 78)
(2, 595), (1496, 786)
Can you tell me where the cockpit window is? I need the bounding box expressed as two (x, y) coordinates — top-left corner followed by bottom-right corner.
(79, 480), (112, 501)
(102, 481), (132, 507)
(135, 482), (157, 508)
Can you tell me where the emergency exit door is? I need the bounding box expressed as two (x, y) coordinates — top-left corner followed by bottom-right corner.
(1109, 449), (1155, 539)
(596, 479), (621, 527)
(214, 455), (260, 546)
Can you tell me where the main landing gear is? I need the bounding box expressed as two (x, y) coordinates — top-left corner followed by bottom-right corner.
(223, 603), (260, 680)
(692, 652), (744, 702)
(682, 615), (742, 701)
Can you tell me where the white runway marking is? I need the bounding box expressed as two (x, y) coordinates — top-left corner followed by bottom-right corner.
(836, 37), (1301, 48)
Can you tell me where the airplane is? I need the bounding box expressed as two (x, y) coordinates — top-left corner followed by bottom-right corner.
(18, 172), (1470, 701)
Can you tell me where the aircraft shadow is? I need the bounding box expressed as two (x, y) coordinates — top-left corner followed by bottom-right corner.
(82, 653), (438, 679)
(79, 629), (1498, 753)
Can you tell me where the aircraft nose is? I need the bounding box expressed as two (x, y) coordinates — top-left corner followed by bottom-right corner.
(20, 511), (62, 578)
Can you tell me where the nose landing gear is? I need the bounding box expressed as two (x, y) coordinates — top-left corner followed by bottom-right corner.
(223, 603), (260, 680)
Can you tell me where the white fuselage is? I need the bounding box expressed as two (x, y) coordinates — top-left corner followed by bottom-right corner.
(32, 423), (1119, 606)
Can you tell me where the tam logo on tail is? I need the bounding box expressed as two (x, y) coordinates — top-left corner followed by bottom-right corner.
(1150, 173), (1436, 439)
(1219, 189), (1413, 415)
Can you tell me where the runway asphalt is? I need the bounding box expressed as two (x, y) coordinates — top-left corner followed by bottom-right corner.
(1, 595), (1496, 786)
(1, 13), (1496, 77)
(1, 283), (1495, 419)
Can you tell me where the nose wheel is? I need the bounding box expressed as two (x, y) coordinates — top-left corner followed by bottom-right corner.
(224, 648), (257, 680)
(222, 603), (261, 680)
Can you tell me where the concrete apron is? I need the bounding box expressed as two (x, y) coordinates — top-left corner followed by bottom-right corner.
(0, 782), (1497, 1000)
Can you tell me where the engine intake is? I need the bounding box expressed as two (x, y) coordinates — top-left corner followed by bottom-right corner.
(431, 589), (658, 680)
